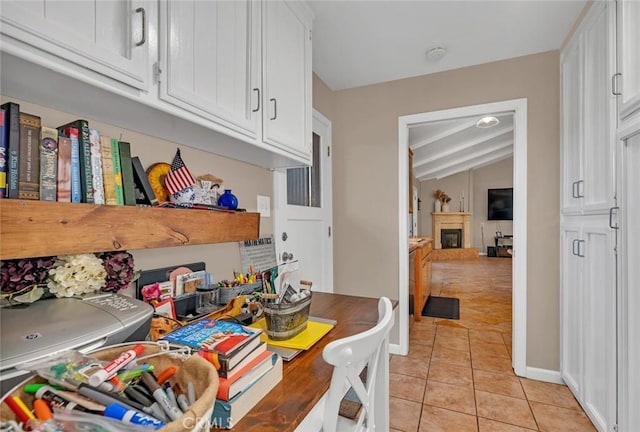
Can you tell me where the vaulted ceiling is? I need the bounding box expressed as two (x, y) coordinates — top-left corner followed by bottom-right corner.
(409, 113), (513, 182)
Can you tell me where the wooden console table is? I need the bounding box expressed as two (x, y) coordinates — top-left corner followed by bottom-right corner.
(222, 292), (397, 431)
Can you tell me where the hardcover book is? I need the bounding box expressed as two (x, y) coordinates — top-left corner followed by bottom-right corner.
(89, 129), (105, 205)
(161, 318), (262, 358)
(63, 127), (82, 203)
(110, 138), (124, 205)
(0, 108), (6, 198)
(117, 141), (137, 206)
(56, 134), (72, 203)
(218, 341), (267, 378)
(99, 135), (117, 205)
(1, 102), (20, 199)
(39, 126), (58, 201)
(216, 350), (277, 401)
(18, 112), (41, 200)
(58, 119), (93, 203)
(131, 156), (159, 206)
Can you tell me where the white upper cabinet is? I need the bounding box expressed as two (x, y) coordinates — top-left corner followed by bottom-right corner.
(560, 1), (616, 215)
(159, 0), (260, 139)
(0, 0), (149, 91)
(616, 0), (640, 120)
(262, 0), (312, 161)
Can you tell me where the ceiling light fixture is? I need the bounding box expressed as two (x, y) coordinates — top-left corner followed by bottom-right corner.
(426, 46), (447, 61)
(476, 116), (500, 128)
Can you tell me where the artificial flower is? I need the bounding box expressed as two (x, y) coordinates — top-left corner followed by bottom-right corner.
(47, 254), (106, 298)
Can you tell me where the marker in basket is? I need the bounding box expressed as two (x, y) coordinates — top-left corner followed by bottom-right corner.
(35, 385), (104, 415)
(124, 386), (168, 422)
(173, 383), (191, 412)
(140, 372), (183, 421)
(88, 344), (144, 387)
(164, 382), (181, 413)
(76, 382), (164, 421)
(3, 396), (32, 425)
(104, 403), (165, 430)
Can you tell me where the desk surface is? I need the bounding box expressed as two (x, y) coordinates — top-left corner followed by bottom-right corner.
(222, 292), (391, 431)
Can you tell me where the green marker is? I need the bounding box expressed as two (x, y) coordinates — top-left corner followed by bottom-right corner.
(23, 383), (64, 394)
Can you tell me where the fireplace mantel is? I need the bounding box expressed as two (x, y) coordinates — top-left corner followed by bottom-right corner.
(432, 212), (472, 250)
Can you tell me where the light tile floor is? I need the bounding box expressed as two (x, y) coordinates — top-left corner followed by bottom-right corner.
(390, 257), (596, 432)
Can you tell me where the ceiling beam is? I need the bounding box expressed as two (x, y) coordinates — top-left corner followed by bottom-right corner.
(409, 118), (478, 151)
(417, 146), (514, 181)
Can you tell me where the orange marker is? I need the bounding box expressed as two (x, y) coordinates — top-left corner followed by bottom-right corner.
(156, 365), (178, 385)
(33, 399), (53, 421)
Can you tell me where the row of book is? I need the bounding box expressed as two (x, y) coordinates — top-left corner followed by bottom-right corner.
(160, 318), (283, 428)
(0, 101), (157, 205)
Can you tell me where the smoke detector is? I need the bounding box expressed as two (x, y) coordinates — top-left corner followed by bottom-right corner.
(426, 46), (447, 61)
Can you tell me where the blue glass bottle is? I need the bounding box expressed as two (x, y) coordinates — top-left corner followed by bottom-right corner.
(217, 189), (238, 210)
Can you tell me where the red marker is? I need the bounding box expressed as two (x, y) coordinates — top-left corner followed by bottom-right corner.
(89, 344), (144, 387)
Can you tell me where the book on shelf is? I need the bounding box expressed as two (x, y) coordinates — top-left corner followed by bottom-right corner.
(117, 141), (137, 206)
(58, 119), (93, 203)
(89, 129), (105, 205)
(110, 138), (124, 205)
(216, 350), (277, 402)
(61, 127), (82, 203)
(99, 135), (117, 205)
(1, 102), (20, 199)
(131, 156), (159, 206)
(39, 126), (58, 202)
(218, 341), (268, 379)
(211, 354), (283, 429)
(0, 107), (6, 198)
(56, 133), (72, 203)
(18, 112), (41, 200)
(160, 318), (263, 369)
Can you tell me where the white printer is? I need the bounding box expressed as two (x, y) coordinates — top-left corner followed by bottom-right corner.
(0, 293), (153, 395)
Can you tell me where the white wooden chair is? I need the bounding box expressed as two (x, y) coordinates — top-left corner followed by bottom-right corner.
(296, 297), (394, 431)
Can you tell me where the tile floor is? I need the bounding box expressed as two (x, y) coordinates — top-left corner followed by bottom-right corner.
(390, 257), (596, 431)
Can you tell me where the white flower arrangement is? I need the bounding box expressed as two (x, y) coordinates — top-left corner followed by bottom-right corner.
(47, 254), (107, 298)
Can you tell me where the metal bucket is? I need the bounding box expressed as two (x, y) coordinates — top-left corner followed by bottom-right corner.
(262, 291), (312, 340)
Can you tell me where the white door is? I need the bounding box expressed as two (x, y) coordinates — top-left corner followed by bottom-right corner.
(273, 110), (333, 293)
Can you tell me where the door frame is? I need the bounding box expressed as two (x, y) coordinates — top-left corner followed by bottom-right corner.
(396, 98), (528, 377)
(273, 108), (334, 292)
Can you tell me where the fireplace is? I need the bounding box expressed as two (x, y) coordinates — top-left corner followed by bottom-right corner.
(441, 229), (462, 249)
(432, 212), (472, 250)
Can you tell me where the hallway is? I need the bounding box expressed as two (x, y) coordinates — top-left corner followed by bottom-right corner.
(390, 257), (595, 431)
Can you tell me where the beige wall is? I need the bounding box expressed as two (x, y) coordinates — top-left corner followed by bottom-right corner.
(2, 96), (274, 281)
(419, 170), (471, 237)
(322, 50), (561, 371)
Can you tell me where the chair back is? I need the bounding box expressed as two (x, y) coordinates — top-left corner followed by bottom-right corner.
(321, 297), (394, 432)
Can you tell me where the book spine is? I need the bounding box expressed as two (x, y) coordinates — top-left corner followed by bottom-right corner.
(18, 112), (41, 200)
(77, 120), (94, 203)
(67, 128), (82, 203)
(100, 136), (117, 205)
(39, 126), (58, 201)
(117, 141), (137, 206)
(131, 156), (159, 205)
(2, 102), (20, 199)
(89, 129), (105, 205)
(110, 138), (124, 205)
(0, 108), (6, 198)
(56, 134), (72, 202)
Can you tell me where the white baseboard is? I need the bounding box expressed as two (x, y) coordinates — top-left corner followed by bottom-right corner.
(479, 252), (487, 256)
(525, 367), (565, 384)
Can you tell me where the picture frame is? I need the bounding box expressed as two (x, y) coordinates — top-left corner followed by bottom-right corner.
(496, 231), (503, 238)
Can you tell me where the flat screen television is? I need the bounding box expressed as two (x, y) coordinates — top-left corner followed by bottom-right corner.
(487, 188), (513, 221)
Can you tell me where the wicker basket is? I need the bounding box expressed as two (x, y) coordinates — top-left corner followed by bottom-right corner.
(217, 281), (263, 305)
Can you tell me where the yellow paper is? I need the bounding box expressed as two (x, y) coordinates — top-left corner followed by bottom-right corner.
(250, 318), (335, 350)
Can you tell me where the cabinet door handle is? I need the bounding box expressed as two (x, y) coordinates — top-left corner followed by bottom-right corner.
(135, 7), (146, 47)
(571, 181), (578, 198)
(270, 98), (277, 120)
(612, 72), (622, 96)
(576, 180), (584, 198)
(252, 88), (260, 112)
(572, 239), (579, 256)
(609, 206), (620, 230)
(577, 239), (585, 257)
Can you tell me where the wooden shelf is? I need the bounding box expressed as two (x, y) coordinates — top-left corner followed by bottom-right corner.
(0, 200), (260, 259)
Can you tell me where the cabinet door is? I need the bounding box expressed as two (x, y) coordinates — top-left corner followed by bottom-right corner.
(560, 38), (583, 214)
(617, 0), (640, 120)
(582, 1), (616, 214)
(0, 0), (149, 90)
(262, 0), (312, 161)
(582, 219), (617, 432)
(560, 223), (583, 397)
(159, 0), (259, 138)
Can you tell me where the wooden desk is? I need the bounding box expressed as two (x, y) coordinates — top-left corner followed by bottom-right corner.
(223, 292), (393, 431)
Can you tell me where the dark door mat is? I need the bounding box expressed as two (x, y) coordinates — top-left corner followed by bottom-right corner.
(421, 296), (460, 320)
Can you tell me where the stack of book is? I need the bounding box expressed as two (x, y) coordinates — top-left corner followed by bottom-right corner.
(0, 101), (158, 205)
(160, 318), (283, 429)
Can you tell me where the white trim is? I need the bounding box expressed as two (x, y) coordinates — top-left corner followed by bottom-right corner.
(398, 98), (528, 376)
(525, 367), (565, 384)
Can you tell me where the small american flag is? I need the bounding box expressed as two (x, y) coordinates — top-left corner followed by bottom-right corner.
(164, 149), (195, 195)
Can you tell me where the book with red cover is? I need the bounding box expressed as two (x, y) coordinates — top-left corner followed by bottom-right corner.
(58, 119), (93, 203)
(216, 350), (277, 401)
(218, 341), (267, 379)
(56, 133), (72, 202)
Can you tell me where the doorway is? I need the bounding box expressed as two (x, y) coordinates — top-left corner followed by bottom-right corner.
(397, 99), (528, 376)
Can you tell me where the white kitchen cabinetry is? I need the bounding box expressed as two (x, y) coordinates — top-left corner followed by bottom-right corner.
(560, 1), (616, 215)
(616, 0), (640, 120)
(262, 0), (312, 160)
(0, 0), (149, 91)
(560, 217), (617, 432)
(159, 0), (260, 139)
